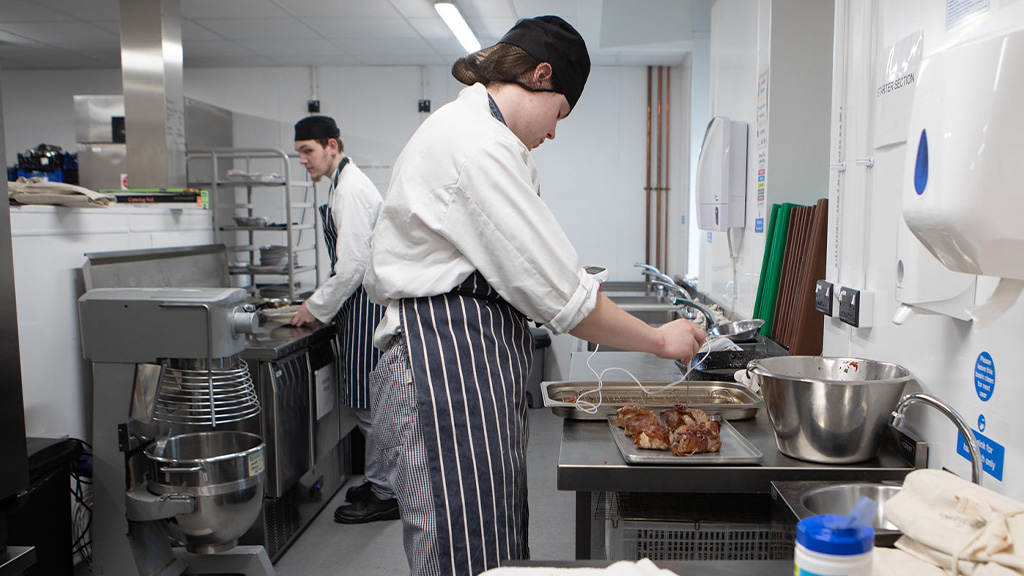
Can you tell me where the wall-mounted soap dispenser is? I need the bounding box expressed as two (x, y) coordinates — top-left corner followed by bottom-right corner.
(696, 116), (748, 231)
(902, 28), (1024, 280)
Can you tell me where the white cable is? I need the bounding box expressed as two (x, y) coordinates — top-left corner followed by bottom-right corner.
(570, 338), (719, 414)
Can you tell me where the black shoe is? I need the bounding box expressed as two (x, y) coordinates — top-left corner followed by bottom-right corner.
(345, 480), (373, 503)
(334, 493), (400, 524)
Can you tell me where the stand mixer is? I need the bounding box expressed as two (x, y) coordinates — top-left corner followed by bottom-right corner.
(79, 287), (276, 576)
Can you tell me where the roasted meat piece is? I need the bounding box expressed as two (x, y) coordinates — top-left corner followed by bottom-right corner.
(633, 424), (671, 450)
(623, 411), (659, 438)
(660, 406), (711, 430)
(615, 405), (647, 428)
(670, 421), (723, 456)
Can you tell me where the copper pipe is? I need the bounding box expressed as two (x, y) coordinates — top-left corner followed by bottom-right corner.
(656, 67), (664, 270)
(664, 67), (671, 272)
(645, 67), (652, 267)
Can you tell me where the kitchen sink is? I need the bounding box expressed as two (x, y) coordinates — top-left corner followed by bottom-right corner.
(600, 281), (652, 294)
(607, 294), (665, 305)
(772, 480), (905, 546)
(618, 305), (682, 325)
(801, 483), (902, 531)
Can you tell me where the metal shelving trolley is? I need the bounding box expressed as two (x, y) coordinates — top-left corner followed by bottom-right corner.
(186, 147), (320, 300)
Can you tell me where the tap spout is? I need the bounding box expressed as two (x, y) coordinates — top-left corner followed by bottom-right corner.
(891, 393), (983, 485)
(651, 281), (715, 328)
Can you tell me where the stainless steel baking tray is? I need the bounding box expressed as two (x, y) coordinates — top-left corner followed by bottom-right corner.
(607, 417), (763, 465)
(542, 380), (763, 420)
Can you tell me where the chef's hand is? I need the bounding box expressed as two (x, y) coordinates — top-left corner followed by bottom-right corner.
(654, 318), (706, 363)
(290, 303), (319, 327)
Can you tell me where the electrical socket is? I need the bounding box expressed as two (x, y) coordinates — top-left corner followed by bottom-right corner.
(838, 287), (872, 328)
(815, 280), (833, 316)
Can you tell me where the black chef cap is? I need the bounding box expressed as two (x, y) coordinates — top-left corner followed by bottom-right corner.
(294, 115), (339, 141)
(498, 16), (591, 110)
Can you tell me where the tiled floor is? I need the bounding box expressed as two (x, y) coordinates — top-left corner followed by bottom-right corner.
(272, 406), (576, 575)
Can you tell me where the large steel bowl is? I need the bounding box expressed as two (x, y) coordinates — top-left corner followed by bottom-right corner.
(145, 431), (266, 554)
(748, 356), (914, 463)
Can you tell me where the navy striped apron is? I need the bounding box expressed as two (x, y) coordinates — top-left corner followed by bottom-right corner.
(319, 157), (384, 410)
(401, 272), (534, 575)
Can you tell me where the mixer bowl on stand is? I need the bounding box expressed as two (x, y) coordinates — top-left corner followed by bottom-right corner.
(145, 430), (266, 554)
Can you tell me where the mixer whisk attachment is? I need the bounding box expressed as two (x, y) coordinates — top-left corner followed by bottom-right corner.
(155, 357), (260, 426)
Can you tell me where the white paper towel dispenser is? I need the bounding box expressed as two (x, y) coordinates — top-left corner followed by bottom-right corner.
(903, 28), (1024, 279)
(696, 117), (748, 231)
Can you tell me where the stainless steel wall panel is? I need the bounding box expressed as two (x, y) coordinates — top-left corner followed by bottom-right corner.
(119, 0), (186, 188)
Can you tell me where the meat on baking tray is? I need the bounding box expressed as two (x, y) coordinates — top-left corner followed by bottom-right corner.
(660, 405), (711, 430)
(670, 421), (722, 456)
(615, 405), (648, 428)
(615, 404), (723, 456)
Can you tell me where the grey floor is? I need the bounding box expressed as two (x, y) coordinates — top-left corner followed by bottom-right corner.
(273, 407), (576, 575)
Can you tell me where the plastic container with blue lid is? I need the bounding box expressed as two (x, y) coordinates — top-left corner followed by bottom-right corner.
(794, 514), (874, 576)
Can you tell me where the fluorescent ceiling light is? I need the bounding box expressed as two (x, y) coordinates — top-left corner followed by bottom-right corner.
(435, 1), (481, 53)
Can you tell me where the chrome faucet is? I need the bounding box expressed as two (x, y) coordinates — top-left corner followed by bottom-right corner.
(651, 280), (715, 328)
(634, 262), (662, 275)
(890, 393), (983, 485)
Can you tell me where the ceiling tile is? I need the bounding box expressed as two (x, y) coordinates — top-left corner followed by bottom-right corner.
(183, 40), (257, 59)
(0, 22), (118, 49)
(37, 0), (121, 21)
(405, 17), (454, 40)
(386, 0), (438, 19)
(197, 17), (317, 40)
(353, 53), (449, 66)
(511, 0), (577, 19)
(184, 54), (278, 67)
(272, 0), (399, 18)
(238, 38), (345, 57)
(330, 36), (434, 57)
(303, 17), (419, 39)
(0, 0), (74, 23)
(91, 20), (121, 34)
(180, 20), (221, 41)
(180, 0), (288, 19)
(463, 0), (518, 19)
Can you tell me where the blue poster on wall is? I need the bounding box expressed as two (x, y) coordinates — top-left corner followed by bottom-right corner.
(974, 352), (995, 402)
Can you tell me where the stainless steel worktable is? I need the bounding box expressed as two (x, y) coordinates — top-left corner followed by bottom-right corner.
(556, 349), (919, 560)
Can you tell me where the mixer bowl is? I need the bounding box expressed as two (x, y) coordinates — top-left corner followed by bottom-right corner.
(145, 431), (266, 554)
(748, 356), (914, 463)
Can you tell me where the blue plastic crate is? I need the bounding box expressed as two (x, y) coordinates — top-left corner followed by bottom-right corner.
(17, 169), (63, 183)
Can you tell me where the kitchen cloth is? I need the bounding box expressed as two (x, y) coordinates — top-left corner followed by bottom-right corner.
(872, 469), (1024, 576)
(481, 559), (678, 576)
(8, 177), (115, 208)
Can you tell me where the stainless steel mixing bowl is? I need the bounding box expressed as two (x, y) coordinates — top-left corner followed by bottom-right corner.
(748, 356), (915, 463)
(145, 431), (266, 554)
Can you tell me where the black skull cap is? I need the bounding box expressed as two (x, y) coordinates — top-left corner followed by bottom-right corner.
(497, 15), (591, 110)
(294, 115), (340, 141)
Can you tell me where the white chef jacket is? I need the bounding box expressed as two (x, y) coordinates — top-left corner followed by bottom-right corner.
(364, 83), (599, 347)
(305, 159), (383, 323)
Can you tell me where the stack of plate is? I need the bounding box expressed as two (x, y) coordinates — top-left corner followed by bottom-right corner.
(259, 245), (291, 267)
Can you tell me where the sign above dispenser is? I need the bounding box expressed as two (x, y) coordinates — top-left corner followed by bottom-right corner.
(902, 27), (1024, 279)
(696, 117), (748, 231)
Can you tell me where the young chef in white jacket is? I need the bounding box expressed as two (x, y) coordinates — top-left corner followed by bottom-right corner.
(290, 116), (399, 524)
(363, 16), (705, 575)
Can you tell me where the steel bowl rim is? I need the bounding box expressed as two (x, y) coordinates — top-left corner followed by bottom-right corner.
(145, 430), (265, 465)
(746, 355), (917, 388)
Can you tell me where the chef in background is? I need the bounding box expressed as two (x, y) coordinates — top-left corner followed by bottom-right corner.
(363, 16), (705, 575)
(290, 116), (399, 524)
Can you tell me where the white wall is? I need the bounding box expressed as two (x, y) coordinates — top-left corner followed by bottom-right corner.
(10, 206), (212, 440)
(820, 0), (1024, 499)
(4, 61), (692, 438)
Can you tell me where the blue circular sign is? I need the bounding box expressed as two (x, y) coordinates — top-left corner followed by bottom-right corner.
(978, 414), (986, 432)
(974, 352), (995, 402)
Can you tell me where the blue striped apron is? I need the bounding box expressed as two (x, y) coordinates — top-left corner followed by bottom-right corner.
(400, 272), (534, 574)
(319, 157), (385, 410)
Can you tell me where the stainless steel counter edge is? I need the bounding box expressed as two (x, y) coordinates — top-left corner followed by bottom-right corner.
(557, 411), (916, 494)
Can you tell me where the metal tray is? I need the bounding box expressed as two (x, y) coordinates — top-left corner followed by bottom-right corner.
(607, 417), (763, 465)
(542, 380), (763, 420)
